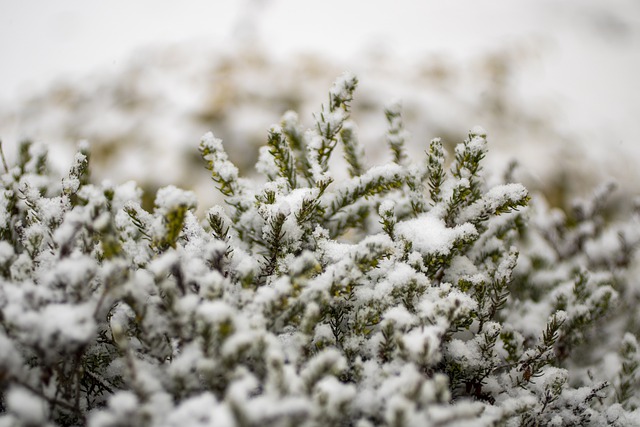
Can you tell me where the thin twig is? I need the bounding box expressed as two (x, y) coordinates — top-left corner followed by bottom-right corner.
(0, 139), (9, 173)
(17, 378), (84, 418)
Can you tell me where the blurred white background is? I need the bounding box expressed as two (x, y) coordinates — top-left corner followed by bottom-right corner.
(1, 0), (639, 208)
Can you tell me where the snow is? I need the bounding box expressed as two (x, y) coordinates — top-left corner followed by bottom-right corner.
(0, 241), (14, 264)
(230, 247), (260, 279)
(401, 326), (442, 365)
(107, 391), (139, 417)
(382, 305), (414, 329)
(313, 376), (356, 413)
(166, 394), (236, 427)
(510, 300), (555, 340)
(45, 253), (96, 291)
(5, 387), (48, 425)
(312, 323), (335, 346)
(607, 405), (640, 426)
(328, 72), (357, 103)
(110, 181), (143, 211)
(0, 331), (23, 375)
(38, 302), (97, 352)
(378, 199), (395, 217)
(196, 300), (236, 325)
(446, 338), (483, 370)
(301, 348), (347, 388)
(0, 6), (639, 423)
(396, 214), (477, 256)
(459, 184), (528, 223)
(443, 255), (479, 283)
(200, 132), (239, 184)
(460, 134), (487, 159)
(256, 145), (279, 179)
(469, 125), (487, 138)
(154, 185), (197, 215)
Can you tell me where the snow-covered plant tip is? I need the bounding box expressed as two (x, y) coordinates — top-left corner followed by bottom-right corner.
(1, 73), (640, 426)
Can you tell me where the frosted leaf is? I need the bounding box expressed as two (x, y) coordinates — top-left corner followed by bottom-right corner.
(37, 303), (96, 354)
(5, 387), (48, 425)
(38, 195), (71, 228)
(329, 71), (357, 107)
(107, 391), (139, 417)
(199, 132), (222, 155)
(396, 214), (477, 256)
(485, 183), (528, 207)
(61, 176), (80, 195)
(0, 191), (11, 226)
(313, 323), (336, 346)
(200, 132), (240, 191)
(44, 253), (96, 291)
(197, 300), (235, 325)
(0, 240), (14, 264)
(469, 125), (487, 138)
(401, 326), (442, 365)
(387, 262), (424, 287)
(148, 250), (180, 278)
(446, 339), (484, 370)
(230, 247), (260, 279)
(536, 367), (568, 397)
(553, 310), (568, 325)
(282, 110), (299, 126)
(62, 152), (87, 194)
(428, 401), (486, 425)
(9, 253), (33, 281)
(0, 331), (23, 376)
(111, 180), (143, 211)
(301, 348), (346, 389)
(221, 330), (262, 359)
(382, 305), (415, 329)
(154, 185), (197, 216)
(256, 145), (279, 178)
(313, 376), (356, 413)
(418, 286), (477, 327)
(458, 183), (528, 223)
(378, 199), (395, 216)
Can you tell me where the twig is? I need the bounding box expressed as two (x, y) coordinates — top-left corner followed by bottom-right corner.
(0, 139), (9, 173)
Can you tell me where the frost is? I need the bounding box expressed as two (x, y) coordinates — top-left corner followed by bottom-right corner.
(378, 199), (395, 216)
(314, 376), (356, 414)
(5, 387), (48, 425)
(458, 183), (528, 223)
(164, 394), (235, 427)
(37, 303), (97, 354)
(469, 125), (487, 138)
(329, 71), (357, 104)
(0, 331), (23, 375)
(0, 240), (14, 264)
(0, 74), (637, 426)
(401, 326), (442, 365)
(396, 214), (477, 256)
(154, 185), (197, 215)
(383, 305), (415, 329)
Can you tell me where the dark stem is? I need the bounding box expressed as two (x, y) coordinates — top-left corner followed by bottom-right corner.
(0, 140), (9, 173)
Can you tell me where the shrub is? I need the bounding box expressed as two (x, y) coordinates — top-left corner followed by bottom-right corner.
(0, 74), (639, 426)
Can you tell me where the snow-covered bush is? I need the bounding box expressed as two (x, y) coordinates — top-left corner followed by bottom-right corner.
(1, 74), (639, 426)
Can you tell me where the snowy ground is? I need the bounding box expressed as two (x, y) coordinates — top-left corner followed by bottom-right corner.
(1, 0), (639, 208)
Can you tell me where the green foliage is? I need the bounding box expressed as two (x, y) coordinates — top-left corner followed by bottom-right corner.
(0, 74), (638, 427)
(616, 333), (640, 409)
(385, 102), (408, 166)
(427, 137), (445, 205)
